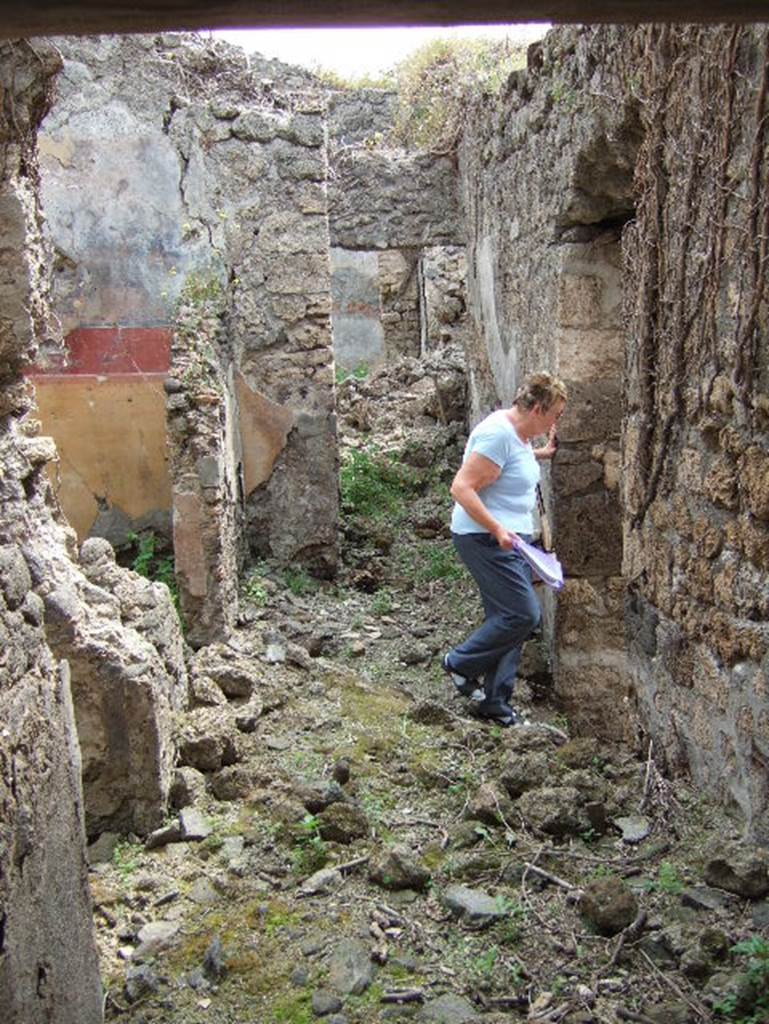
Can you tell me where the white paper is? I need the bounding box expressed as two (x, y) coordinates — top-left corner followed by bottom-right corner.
(514, 537), (565, 590)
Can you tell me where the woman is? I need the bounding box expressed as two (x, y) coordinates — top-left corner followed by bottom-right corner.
(444, 372), (567, 726)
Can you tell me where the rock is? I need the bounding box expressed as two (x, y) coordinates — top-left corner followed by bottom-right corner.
(449, 821), (487, 850)
(312, 989), (344, 1016)
(190, 673), (227, 706)
(179, 807), (211, 841)
(680, 927), (729, 980)
(124, 963), (159, 1003)
(704, 842), (769, 898)
(87, 831), (121, 864)
(190, 642), (261, 698)
(265, 642), (287, 664)
(752, 899), (769, 928)
(317, 803), (369, 844)
(681, 885), (737, 913)
(400, 642), (430, 665)
(202, 935), (226, 980)
(300, 867), (343, 895)
(327, 939), (375, 995)
(643, 1002), (694, 1024)
(235, 704), (261, 733)
(145, 821), (182, 850)
(290, 965), (309, 987)
(500, 752), (550, 797)
(419, 992), (480, 1022)
(177, 708), (239, 772)
(294, 779), (347, 813)
(332, 758), (351, 785)
(368, 844), (431, 891)
(189, 877), (219, 905)
(464, 782), (514, 827)
(442, 884), (508, 929)
(134, 920), (180, 959)
(517, 786), (587, 837)
(169, 766), (207, 810)
(580, 876), (639, 936)
(210, 765), (253, 801)
(614, 814), (651, 843)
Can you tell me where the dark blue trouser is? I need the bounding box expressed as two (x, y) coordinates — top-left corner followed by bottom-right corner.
(449, 532), (541, 708)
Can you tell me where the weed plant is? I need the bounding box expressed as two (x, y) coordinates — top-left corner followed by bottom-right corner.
(392, 37), (526, 153)
(128, 530), (180, 613)
(290, 815), (328, 877)
(714, 937), (769, 1023)
(335, 363), (369, 385)
(339, 445), (418, 521)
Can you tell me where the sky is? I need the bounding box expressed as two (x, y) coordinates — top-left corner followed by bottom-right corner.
(211, 24), (549, 78)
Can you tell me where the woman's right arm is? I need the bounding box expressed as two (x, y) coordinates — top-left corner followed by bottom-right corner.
(450, 453), (519, 550)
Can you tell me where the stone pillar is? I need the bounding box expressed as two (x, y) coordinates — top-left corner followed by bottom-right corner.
(552, 246), (635, 742)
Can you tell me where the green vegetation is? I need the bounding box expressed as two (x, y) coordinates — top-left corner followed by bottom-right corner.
(128, 530), (179, 612)
(339, 445), (418, 521)
(644, 860), (684, 895)
(282, 567), (318, 597)
(314, 66), (395, 91)
(391, 37), (526, 153)
(371, 587), (394, 616)
(112, 839), (142, 881)
(714, 937), (769, 1023)
(290, 814), (328, 877)
(241, 566), (269, 606)
(401, 539), (465, 586)
(174, 269), (226, 391)
(335, 363), (369, 385)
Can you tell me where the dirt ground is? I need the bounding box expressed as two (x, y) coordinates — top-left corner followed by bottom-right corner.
(95, 355), (768, 1024)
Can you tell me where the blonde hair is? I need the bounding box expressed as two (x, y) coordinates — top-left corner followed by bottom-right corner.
(513, 372), (568, 412)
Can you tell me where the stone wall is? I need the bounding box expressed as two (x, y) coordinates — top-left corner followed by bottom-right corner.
(0, 39), (103, 1024)
(327, 90), (463, 251)
(459, 24), (769, 838)
(166, 277), (240, 647)
(329, 147), (463, 251)
(37, 34), (340, 627)
(458, 26), (638, 744)
(622, 24), (769, 841)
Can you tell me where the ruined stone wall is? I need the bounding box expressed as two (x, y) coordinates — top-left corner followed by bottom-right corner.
(329, 147), (462, 251)
(458, 26), (638, 744)
(166, 276), (240, 647)
(460, 24), (769, 838)
(38, 34), (339, 630)
(0, 39), (102, 1024)
(622, 25), (769, 841)
(4, 37), (189, 844)
(327, 89), (463, 251)
(188, 88), (339, 575)
(421, 244), (469, 352)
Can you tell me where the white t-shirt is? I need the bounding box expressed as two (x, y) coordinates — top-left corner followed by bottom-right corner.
(451, 409), (541, 535)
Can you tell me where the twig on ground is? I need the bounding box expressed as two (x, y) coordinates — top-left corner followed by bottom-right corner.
(523, 862), (582, 893)
(336, 854), (369, 873)
(380, 989), (424, 1004)
(639, 950), (713, 1020)
(607, 910), (648, 968)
